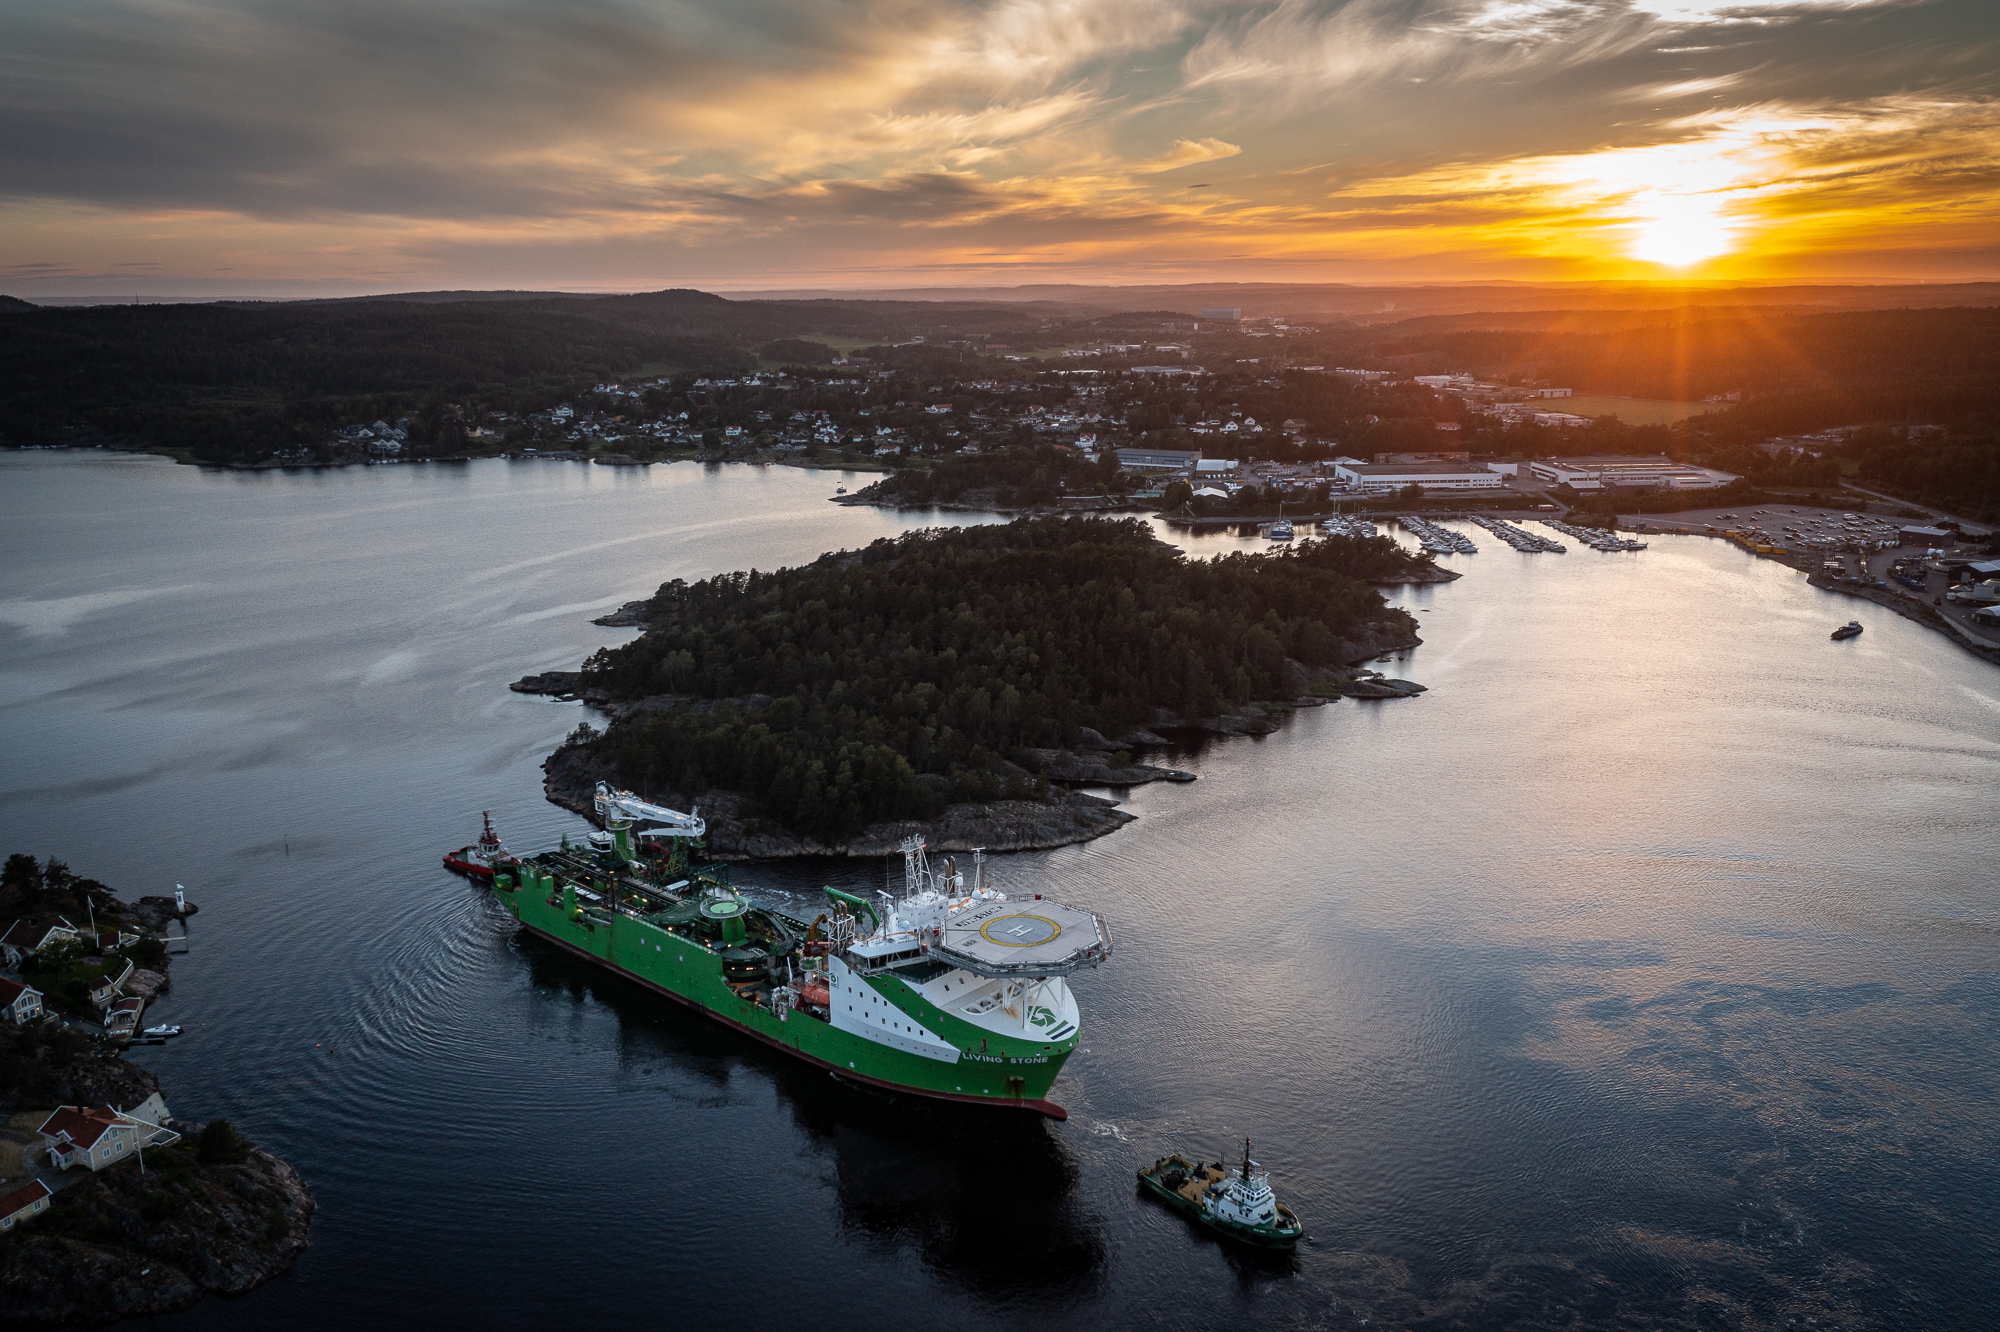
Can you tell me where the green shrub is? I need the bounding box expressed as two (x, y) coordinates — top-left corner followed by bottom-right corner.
(197, 1120), (249, 1165)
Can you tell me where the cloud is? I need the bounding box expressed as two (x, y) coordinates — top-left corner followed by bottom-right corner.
(1131, 137), (1244, 173)
(0, 0), (1992, 286)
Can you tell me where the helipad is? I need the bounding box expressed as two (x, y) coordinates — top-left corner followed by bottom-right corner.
(937, 898), (1112, 977)
(980, 913), (1060, 948)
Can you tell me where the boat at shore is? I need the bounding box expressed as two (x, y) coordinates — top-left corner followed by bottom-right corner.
(1832, 621), (1863, 640)
(486, 783), (1112, 1118)
(443, 811), (517, 880)
(1137, 1139), (1303, 1248)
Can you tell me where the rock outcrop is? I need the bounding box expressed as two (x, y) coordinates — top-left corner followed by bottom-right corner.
(1334, 677), (1428, 699)
(0, 1139), (314, 1325)
(540, 750), (1135, 858)
(591, 600), (652, 627)
(125, 898), (193, 934)
(508, 671), (607, 703)
(1019, 749), (1197, 787)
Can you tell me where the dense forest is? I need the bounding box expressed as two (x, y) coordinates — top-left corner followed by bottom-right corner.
(568, 517), (1420, 840)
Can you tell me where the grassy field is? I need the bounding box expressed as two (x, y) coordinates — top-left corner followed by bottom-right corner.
(1559, 395), (1721, 425)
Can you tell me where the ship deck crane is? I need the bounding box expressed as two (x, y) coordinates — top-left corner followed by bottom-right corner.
(593, 781), (705, 841)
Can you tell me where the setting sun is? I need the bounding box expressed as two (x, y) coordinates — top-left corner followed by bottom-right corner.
(1632, 195), (1735, 267)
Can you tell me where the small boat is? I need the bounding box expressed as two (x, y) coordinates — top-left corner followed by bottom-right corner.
(1831, 621), (1863, 640)
(834, 484), (847, 495)
(142, 1025), (183, 1038)
(1266, 506), (1294, 541)
(443, 811), (518, 881)
(1137, 1139), (1303, 1249)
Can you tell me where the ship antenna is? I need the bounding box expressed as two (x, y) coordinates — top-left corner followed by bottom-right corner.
(1241, 1138), (1251, 1182)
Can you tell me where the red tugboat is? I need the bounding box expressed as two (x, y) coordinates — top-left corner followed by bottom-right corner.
(443, 812), (517, 881)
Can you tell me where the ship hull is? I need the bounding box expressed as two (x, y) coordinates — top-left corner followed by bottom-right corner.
(443, 852), (498, 880)
(522, 924), (1068, 1118)
(495, 875), (1075, 1116)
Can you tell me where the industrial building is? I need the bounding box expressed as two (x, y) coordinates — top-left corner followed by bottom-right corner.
(1332, 461), (1504, 492)
(1116, 447), (1200, 471)
(1525, 455), (1738, 491)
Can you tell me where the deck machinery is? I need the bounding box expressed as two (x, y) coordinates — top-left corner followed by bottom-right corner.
(490, 783), (1112, 1117)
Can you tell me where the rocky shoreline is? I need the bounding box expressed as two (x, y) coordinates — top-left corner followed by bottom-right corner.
(522, 616), (1425, 859)
(0, 1142), (315, 1326)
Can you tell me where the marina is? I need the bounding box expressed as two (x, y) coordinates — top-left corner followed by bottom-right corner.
(1397, 514), (1477, 555)
(1537, 517), (1648, 552)
(1316, 514), (1379, 539)
(1465, 513), (1566, 552)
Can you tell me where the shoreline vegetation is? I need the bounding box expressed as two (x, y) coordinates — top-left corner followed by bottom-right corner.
(0, 858), (315, 1325)
(3, 293), (1992, 526)
(518, 518), (1443, 858)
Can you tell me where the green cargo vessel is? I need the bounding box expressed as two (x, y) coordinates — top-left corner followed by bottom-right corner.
(489, 783), (1112, 1118)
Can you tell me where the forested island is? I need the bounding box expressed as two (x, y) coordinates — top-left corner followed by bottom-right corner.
(527, 518), (1437, 857)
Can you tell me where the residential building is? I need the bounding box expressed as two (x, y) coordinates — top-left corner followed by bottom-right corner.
(38, 1101), (179, 1172)
(0, 977), (42, 1023)
(1, 920), (77, 968)
(39, 1107), (143, 1171)
(86, 957), (132, 1009)
(105, 995), (145, 1036)
(0, 1180), (51, 1232)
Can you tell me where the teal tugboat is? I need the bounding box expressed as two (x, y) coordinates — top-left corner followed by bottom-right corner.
(1137, 1140), (1304, 1248)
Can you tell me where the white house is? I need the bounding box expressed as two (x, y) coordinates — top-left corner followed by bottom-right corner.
(0, 1180), (51, 1232)
(38, 1100), (179, 1172)
(105, 995), (145, 1036)
(1, 920), (77, 968)
(0, 977), (42, 1024)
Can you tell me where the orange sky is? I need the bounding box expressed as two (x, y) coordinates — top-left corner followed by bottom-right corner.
(3, 0), (1997, 296)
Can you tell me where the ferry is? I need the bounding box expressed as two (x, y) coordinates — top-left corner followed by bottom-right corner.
(486, 784), (1111, 1117)
(1831, 621), (1863, 640)
(443, 812), (517, 881)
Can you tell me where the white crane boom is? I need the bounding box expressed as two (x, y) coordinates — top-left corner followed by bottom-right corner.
(592, 781), (705, 839)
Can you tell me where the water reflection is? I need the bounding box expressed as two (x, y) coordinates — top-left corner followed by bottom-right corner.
(516, 924), (1108, 1302)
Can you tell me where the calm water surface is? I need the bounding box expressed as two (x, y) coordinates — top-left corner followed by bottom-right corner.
(2, 452), (1996, 1330)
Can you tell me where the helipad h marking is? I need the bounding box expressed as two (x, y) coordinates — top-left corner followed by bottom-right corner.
(980, 913), (1060, 947)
